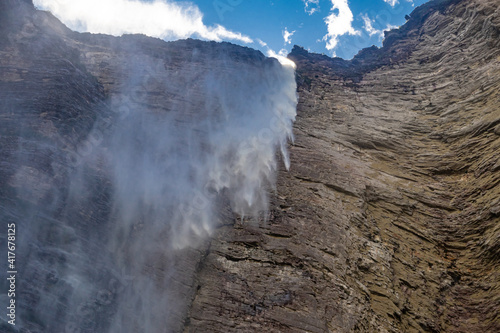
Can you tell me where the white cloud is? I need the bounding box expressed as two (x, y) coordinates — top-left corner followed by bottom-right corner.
(256, 38), (268, 47)
(283, 27), (295, 45)
(33, 0), (252, 44)
(361, 14), (383, 38)
(383, 0), (413, 6)
(386, 24), (399, 31)
(322, 0), (360, 51)
(302, 0), (320, 15)
(361, 14), (398, 39)
(383, 0), (399, 7)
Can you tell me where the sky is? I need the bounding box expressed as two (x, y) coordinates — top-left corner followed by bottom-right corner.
(33, 0), (431, 60)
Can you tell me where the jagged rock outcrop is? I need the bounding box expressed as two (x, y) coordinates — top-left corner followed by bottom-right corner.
(1, 0), (499, 332)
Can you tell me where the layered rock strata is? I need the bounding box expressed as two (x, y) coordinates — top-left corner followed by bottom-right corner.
(1, 0), (499, 332)
(185, 0), (500, 332)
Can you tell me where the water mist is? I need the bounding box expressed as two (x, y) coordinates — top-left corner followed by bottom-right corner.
(0, 38), (297, 333)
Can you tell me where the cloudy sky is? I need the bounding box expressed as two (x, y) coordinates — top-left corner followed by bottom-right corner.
(34, 0), (430, 60)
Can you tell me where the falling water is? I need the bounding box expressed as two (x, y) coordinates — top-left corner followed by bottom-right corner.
(0, 39), (297, 332)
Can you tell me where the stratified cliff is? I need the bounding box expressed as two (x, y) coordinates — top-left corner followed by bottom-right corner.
(185, 0), (500, 332)
(1, 1), (296, 332)
(1, 0), (499, 332)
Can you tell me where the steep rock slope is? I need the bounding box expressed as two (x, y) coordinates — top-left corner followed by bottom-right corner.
(185, 0), (500, 332)
(1, 1), (294, 332)
(0, 0), (499, 332)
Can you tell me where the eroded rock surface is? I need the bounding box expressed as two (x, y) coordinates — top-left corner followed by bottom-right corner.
(185, 0), (500, 332)
(1, 0), (499, 332)
(1, 1), (289, 332)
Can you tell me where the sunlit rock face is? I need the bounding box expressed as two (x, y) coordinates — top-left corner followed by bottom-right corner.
(0, 1), (296, 332)
(1, 0), (499, 332)
(185, 0), (500, 332)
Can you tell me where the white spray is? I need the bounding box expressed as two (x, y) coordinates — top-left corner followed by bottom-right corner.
(3, 37), (297, 332)
(84, 46), (297, 331)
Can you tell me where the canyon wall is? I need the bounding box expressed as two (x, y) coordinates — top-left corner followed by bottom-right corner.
(185, 0), (500, 332)
(1, 0), (499, 332)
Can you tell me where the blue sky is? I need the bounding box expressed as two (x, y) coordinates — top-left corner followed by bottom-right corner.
(34, 0), (430, 60)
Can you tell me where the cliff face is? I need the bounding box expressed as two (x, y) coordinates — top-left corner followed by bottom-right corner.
(1, 1), (295, 332)
(186, 0), (500, 332)
(1, 0), (499, 332)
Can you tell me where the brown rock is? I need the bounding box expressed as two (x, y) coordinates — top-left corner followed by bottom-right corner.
(186, 0), (500, 332)
(1, 0), (499, 332)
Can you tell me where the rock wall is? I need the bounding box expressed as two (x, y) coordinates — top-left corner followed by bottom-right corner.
(1, 1), (294, 332)
(185, 0), (500, 332)
(1, 0), (499, 332)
